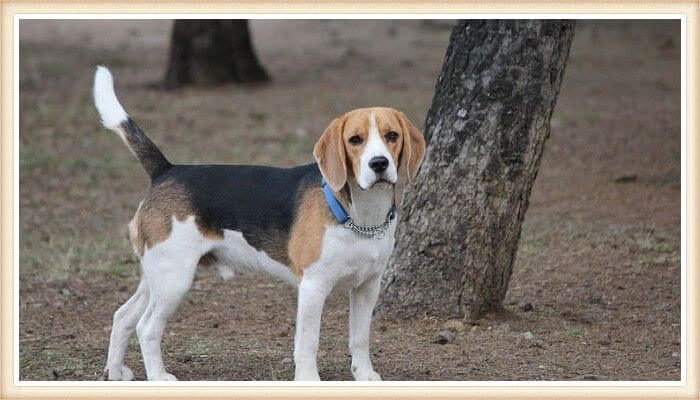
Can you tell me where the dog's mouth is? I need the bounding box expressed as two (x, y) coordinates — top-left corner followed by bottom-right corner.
(359, 177), (394, 191)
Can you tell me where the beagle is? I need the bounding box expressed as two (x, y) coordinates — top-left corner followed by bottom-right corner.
(93, 66), (426, 381)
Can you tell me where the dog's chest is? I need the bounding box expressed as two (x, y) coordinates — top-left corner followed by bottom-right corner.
(310, 223), (397, 288)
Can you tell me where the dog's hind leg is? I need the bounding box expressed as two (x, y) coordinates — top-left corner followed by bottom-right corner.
(135, 219), (206, 381)
(136, 254), (198, 381)
(105, 277), (149, 381)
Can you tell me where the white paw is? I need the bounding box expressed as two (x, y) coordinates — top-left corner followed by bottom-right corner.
(353, 367), (382, 381)
(151, 372), (178, 381)
(294, 369), (321, 381)
(106, 365), (134, 381)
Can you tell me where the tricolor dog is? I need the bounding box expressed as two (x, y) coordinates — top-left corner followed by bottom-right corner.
(93, 66), (426, 381)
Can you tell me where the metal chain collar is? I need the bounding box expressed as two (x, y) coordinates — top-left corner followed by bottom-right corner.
(342, 213), (394, 240)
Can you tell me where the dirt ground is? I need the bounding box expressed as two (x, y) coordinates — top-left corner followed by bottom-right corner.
(18, 20), (681, 381)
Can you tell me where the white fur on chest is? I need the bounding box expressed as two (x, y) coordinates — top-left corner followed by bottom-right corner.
(304, 221), (396, 290)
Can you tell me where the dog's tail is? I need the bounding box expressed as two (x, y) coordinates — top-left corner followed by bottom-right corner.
(93, 66), (172, 180)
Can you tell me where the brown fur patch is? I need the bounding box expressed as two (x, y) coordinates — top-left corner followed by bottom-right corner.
(313, 116), (348, 192)
(128, 201), (146, 257)
(288, 186), (336, 276)
(129, 179), (223, 256)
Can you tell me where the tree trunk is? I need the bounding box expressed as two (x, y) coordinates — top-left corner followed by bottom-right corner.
(164, 20), (269, 89)
(379, 20), (575, 319)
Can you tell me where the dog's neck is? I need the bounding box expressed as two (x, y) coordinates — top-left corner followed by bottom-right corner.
(341, 180), (394, 227)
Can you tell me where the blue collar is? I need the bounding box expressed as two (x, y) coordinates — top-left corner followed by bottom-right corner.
(321, 180), (396, 225)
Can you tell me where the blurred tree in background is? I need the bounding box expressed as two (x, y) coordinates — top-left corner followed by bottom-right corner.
(164, 20), (269, 88)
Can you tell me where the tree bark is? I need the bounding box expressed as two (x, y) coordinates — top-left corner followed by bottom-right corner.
(378, 20), (575, 319)
(164, 20), (269, 89)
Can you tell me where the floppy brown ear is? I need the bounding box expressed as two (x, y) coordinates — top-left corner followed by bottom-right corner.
(395, 109), (426, 182)
(392, 110), (426, 207)
(313, 116), (347, 192)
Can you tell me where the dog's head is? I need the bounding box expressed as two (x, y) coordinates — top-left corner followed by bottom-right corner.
(313, 107), (426, 199)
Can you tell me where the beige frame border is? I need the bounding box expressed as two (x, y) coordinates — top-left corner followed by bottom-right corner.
(2, 1), (697, 399)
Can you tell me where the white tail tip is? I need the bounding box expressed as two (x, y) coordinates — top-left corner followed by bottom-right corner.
(93, 66), (128, 129)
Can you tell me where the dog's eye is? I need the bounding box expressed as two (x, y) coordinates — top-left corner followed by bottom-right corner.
(349, 135), (363, 145)
(386, 131), (399, 142)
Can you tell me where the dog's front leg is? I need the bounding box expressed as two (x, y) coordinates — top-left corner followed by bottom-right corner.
(348, 273), (382, 381)
(294, 278), (330, 381)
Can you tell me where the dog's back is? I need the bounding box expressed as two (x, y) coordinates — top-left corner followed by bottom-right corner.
(131, 163), (321, 268)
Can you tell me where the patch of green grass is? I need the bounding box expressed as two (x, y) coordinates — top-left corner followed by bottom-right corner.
(185, 290), (210, 306)
(563, 322), (585, 338)
(517, 218), (597, 258)
(19, 148), (52, 172)
(554, 109), (605, 125)
(20, 343), (97, 380)
(633, 254), (651, 270)
(492, 322), (512, 336)
(517, 234), (550, 258)
(627, 228), (679, 271)
(519, 220), (680, 269)
(20, 230), (137, 282)
(633, 230), (674, 254)
(106, 264), (131, 279)
(517, 220), (553, 257)
(177, 336), (225, 357)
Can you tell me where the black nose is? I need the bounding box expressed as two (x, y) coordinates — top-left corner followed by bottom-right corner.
(369, 156), (389, 173)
